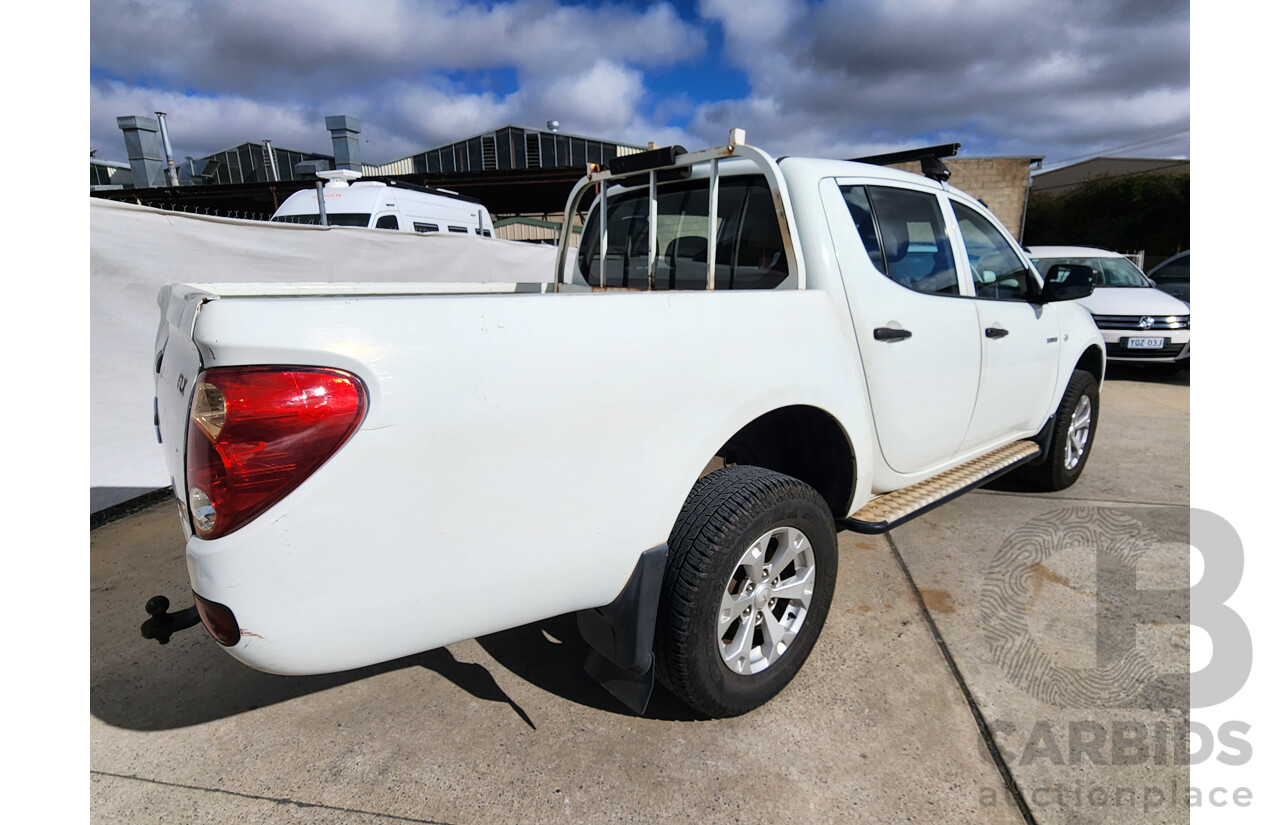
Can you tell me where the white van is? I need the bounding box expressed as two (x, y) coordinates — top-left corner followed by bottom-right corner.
(271, 171), (495, 237)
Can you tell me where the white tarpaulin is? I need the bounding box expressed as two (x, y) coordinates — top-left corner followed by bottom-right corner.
(91, 198), (560, 490)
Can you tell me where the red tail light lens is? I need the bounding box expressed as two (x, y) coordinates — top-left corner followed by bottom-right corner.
(185, 367), (367, 539)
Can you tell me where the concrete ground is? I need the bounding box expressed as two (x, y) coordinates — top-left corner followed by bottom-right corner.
(90, 364), (1189, 824)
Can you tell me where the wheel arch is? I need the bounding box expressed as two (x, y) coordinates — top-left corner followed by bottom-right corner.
(1074, 344), (1105, 385)
(709, 404), (857, 519)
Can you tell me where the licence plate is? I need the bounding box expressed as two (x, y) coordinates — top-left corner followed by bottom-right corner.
(1127, 337), (1165, 349)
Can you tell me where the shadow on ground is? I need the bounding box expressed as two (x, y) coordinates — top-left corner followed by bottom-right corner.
(91, 607), (700, 731)
(1104, 361), (1190, 386)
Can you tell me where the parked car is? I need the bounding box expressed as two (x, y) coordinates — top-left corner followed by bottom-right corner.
(1146, 250), (1190, 304)
(1028, 246), (1189, 365)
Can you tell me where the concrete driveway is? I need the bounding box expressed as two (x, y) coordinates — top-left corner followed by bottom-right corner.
(90, 365), (1189, 824)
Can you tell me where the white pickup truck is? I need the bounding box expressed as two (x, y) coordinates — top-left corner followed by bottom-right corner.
(142, 130), (1104, 718)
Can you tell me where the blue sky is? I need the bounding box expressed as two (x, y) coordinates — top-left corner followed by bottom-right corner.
(89, 0), (1190, 168)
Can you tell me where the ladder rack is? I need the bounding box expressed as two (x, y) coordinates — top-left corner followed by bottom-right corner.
(554, 129), (806, 291)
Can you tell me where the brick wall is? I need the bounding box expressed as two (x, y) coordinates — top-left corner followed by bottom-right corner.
(888, 157), (1037, 241)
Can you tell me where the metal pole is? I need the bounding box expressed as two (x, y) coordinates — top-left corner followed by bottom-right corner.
(647, 170), (657, 290)
(315, 180), (328, 226)
(264, 140), (281, 182)
(706, 158), (719, 291)
(599, 181), (608, 287)
(155, 112), (179, 187)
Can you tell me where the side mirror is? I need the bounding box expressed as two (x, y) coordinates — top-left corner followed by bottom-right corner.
(1037, 263), (1094, 303)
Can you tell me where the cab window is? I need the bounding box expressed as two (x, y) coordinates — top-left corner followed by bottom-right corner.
(578, 176), (789, 290)
(952, 202), (1034, 300)
(842, 186), (958, 296)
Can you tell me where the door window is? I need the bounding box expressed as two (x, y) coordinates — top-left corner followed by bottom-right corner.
(375, 214), (399, 230)
(844, 186), (959, 296)
(953, 202), (1034, 300)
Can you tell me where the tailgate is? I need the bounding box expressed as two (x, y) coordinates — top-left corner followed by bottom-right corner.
(153, 284), (215, 532)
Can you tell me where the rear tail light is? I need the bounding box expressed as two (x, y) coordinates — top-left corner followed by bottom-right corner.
(185, 367), (367, 539)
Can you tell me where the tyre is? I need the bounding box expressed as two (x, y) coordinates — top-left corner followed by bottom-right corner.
(1019, 369), (1099, 491)
(654, 465), (837, 717)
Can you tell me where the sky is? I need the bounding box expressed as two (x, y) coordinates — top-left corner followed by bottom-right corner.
(89, 0), (1190, 172)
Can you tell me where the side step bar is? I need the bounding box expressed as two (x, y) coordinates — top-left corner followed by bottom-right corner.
(840, 441), (1040, 534)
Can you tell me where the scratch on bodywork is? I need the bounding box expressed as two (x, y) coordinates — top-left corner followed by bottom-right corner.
(240, 629), (264, 639)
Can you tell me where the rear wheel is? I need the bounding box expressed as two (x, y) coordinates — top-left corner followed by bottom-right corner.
(654, 466), (837, 717)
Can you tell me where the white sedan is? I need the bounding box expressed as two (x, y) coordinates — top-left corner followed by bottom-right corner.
(1028, 246), (1190, 365)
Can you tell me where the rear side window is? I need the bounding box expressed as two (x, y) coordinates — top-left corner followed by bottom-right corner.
(841, 186), (959, 296)
(840, 186), (885, 274)
(577, 176), (789, 290)
(270, 213), (371, 227)
(414, 222), (439, 233)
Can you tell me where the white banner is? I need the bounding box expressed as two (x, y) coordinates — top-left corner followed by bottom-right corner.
(90, 198), (559, 488)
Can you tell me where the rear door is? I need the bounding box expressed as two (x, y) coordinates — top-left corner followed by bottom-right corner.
(825, 180), (982, 475)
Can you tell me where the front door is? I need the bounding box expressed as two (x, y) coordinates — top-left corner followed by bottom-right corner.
(949, 200), (1060, 448)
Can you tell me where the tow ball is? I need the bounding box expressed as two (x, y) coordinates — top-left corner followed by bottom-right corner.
(140, 595), (200, 644)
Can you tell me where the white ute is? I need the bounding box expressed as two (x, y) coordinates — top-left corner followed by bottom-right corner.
(144, 131), (1105, 717)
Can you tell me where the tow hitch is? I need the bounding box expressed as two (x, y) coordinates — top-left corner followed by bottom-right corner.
(140, 595), (200, 644)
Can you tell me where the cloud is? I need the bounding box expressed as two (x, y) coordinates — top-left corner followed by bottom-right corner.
(91, 0), (704, 94)
(90, 0), (707, 162)
(90, 80), (326, 160)
(689, 0), (1189, 160)
(89, 0), (1189, 167)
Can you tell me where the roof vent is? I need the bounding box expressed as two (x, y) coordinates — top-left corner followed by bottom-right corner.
(316, 169), (363, 189)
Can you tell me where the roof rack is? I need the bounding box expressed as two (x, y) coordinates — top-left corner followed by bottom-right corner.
(852, 142), (961, 183)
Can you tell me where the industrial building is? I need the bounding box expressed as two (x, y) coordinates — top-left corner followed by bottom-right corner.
(1030, 157), (1190, 197)
(91, 114), (1042, 241)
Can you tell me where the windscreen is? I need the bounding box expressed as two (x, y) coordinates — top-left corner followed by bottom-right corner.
(1032, 256), (1150, 287)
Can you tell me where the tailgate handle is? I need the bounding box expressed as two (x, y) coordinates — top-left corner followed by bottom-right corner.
(874, 327), (912, 342)
(985, 327), (1010, 339)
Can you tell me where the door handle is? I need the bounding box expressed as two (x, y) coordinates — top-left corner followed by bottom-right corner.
(985, 327), (1009, 339)
(874, 327), (912, 341)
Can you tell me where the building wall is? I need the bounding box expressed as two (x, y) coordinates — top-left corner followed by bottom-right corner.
(493, 213), (584, 246)
(889, 157), (1036, 241)
(367, 125), (646, 177)
(1031, 157), (1189, 197)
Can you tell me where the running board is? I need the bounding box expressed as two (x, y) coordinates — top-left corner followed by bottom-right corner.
(840, 441), (1041, 534)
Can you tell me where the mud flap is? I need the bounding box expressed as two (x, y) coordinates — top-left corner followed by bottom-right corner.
(576, 544), (668, 715)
